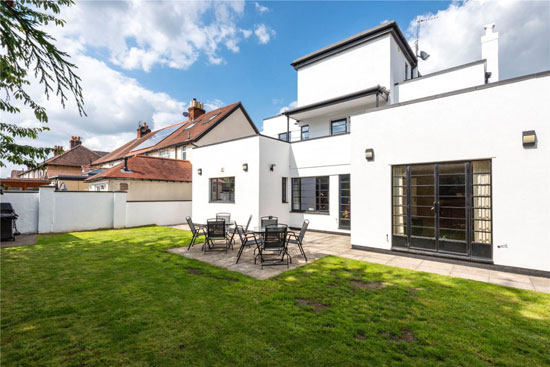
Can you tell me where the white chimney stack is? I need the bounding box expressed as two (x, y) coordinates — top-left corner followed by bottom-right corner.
(481, 23), (499, 83)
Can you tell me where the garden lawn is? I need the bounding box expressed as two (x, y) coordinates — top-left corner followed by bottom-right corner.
(1, 226), (549, 367)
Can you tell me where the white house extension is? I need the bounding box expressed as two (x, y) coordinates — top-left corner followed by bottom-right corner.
(192, 21), (550, 275)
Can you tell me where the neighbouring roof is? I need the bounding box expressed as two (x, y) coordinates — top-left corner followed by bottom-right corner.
(93, 102), (258, 165)
(17, 145), (109, 177)
(291, 21), (417, 70)
(85, 155), (192, 183)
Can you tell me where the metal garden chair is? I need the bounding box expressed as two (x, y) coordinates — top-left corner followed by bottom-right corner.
(255, 224), (289, 269)
(287, 219), (309, 262)
(186, 216), (206, 251)
(260, 215), (278, 228)
(204, 219), (229, 253)
(235, 225), (262, 264)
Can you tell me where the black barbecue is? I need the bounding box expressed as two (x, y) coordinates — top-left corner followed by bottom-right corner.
(1, 202), (20, 241)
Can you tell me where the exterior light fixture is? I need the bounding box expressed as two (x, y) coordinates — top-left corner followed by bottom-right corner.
(197, 168), (202, 175)
(522, 130), (536, 147)
(242, 163), (248, 172)
(270, 164), (276, 171)
(365, 148), (374, 161)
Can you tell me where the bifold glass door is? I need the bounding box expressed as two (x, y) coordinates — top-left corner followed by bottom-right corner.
(392, 160), (492, 261)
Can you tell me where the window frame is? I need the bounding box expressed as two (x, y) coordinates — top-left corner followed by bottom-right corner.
(278, 132), (288, 142)
(282, 177), (288, 203)
(291, 176), (330, 214)
(301, 125), (310, 141)
(405, 63), (409, 80)
(209, 177), (235, 203)
(330, 118), (348, 136)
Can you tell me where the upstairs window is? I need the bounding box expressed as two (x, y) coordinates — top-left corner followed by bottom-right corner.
(301, 125), (310, 141)
(405, 63), (409, 80)
(282, 177), (288, 203)
(158, 149), (170, 158)
(278, 132), (288, 142)
(331, 119), (347, 136)
(182, 146), (187, 160)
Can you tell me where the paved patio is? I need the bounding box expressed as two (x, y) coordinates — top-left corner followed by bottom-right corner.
(167, 225), (550, 293)
(0, 234), (36, 248)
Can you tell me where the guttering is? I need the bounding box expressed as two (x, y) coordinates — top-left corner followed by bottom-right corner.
(291, 21), (417, 70)
(283, 86), (388, 117)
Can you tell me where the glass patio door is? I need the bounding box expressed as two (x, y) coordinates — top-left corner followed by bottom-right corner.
(392, 160), (492, 260)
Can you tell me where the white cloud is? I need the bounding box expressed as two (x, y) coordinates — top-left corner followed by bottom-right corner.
(204, 99), (226, 111)
(279, 101), (297, 114)
(407, 0), (550, 79)
(255, 2), (270, 14)
(49, 0), (268, 72)
(254, 24), (275, 44)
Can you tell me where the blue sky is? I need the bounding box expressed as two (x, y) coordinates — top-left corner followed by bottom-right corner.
(119, 1), (453, 127)
(4, 0), (549, 175)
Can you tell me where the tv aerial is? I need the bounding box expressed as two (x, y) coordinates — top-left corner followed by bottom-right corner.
(415, 16), (438, 60)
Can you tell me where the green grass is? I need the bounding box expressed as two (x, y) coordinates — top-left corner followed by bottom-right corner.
(1, 226), (549, 367)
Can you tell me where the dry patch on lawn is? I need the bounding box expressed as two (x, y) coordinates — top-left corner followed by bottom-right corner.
(350, 280), (386, 290)
(296, 298), (329, 312)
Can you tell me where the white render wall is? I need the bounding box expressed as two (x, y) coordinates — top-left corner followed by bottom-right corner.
(350, 74), (550, 272)
(191, 136), (261, 226)
(297, 35), (391, 106)
(126, 201), (192, 227)
(2, 186), (192, 234)
(262, 115), (300, 141)
(396, 61), (486, 103)
(1, 192), (39, 234)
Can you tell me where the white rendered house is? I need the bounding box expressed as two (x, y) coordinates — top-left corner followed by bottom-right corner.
(192, 21), (550, 275)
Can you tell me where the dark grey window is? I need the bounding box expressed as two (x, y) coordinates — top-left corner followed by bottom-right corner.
(210, 177), (235, 203)
(278, 132), (288, 141)
(330, 119), (347, 135)
(405, 63), (409, 80)
(282, 177), (288, 203)
(301, 125), (309, 140)
(291, 176), (329, 213)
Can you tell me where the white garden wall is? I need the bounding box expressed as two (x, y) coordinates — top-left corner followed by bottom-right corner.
(1, 191), (39, 234)
(126, 201), (192, 227)
(1, 186), (191, 234)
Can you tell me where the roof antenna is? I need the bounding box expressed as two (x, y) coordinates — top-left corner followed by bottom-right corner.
(415, 16), (437, 60)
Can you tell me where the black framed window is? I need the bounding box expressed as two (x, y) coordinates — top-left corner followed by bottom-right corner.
(291, 176), (329, 213)
(405, 63), (409, 80)
(301, 125), (309, 140)
(330, 119), (347, 135)
(210, 177), (235, 203)
(282, 177), (288, 203)
(278, 132), (288, 141)
(339, 174), (351, 229)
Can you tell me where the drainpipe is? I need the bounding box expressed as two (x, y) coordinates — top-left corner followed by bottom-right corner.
(376, 91), (379, 107)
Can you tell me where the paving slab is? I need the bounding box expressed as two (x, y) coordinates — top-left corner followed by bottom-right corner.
(0, 234), (36, 248)
(165, 225), (549, 292)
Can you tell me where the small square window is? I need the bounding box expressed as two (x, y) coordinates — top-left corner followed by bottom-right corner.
(331, 119), (347, 135)
(278, 132), (288, 141)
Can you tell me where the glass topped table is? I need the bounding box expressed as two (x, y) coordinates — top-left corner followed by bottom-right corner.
(250, 224), (288, 234)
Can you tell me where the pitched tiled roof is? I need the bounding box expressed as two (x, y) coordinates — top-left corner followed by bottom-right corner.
(93, 102), (256, 165)
(85, 155), (192, 182)
(17, 145), (109, 176)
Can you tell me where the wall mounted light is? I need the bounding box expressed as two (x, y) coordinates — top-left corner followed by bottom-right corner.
(522, 130), (536, 147)
(269, 164), (276, 171)
(242, 163), (248, 172)
(197, 168), (202, 175)
(365, 148), (375, 161)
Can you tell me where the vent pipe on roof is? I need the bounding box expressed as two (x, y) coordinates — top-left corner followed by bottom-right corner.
(122, 157), (131, 172)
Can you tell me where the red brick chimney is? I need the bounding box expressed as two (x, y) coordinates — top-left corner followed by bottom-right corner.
(188, 98), (205, 120)
(53, 145), (64, 156)
(69, 136), (81, 149)
(137, 122), (151, 139)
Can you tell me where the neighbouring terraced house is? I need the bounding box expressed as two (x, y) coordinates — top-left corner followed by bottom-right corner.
(191, 21), (550, 275)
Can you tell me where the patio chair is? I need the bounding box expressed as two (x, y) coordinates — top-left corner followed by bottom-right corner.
(287, 219), (309, 262)
(204, 219), (229, 253)
(186, 216), (206, 251)
(216, 212), (231, 222)
(235, 225), (262, 264)
(255, 224), (289, 269)
(261, 215), (278, 228)
(243, 214), (253, 233)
